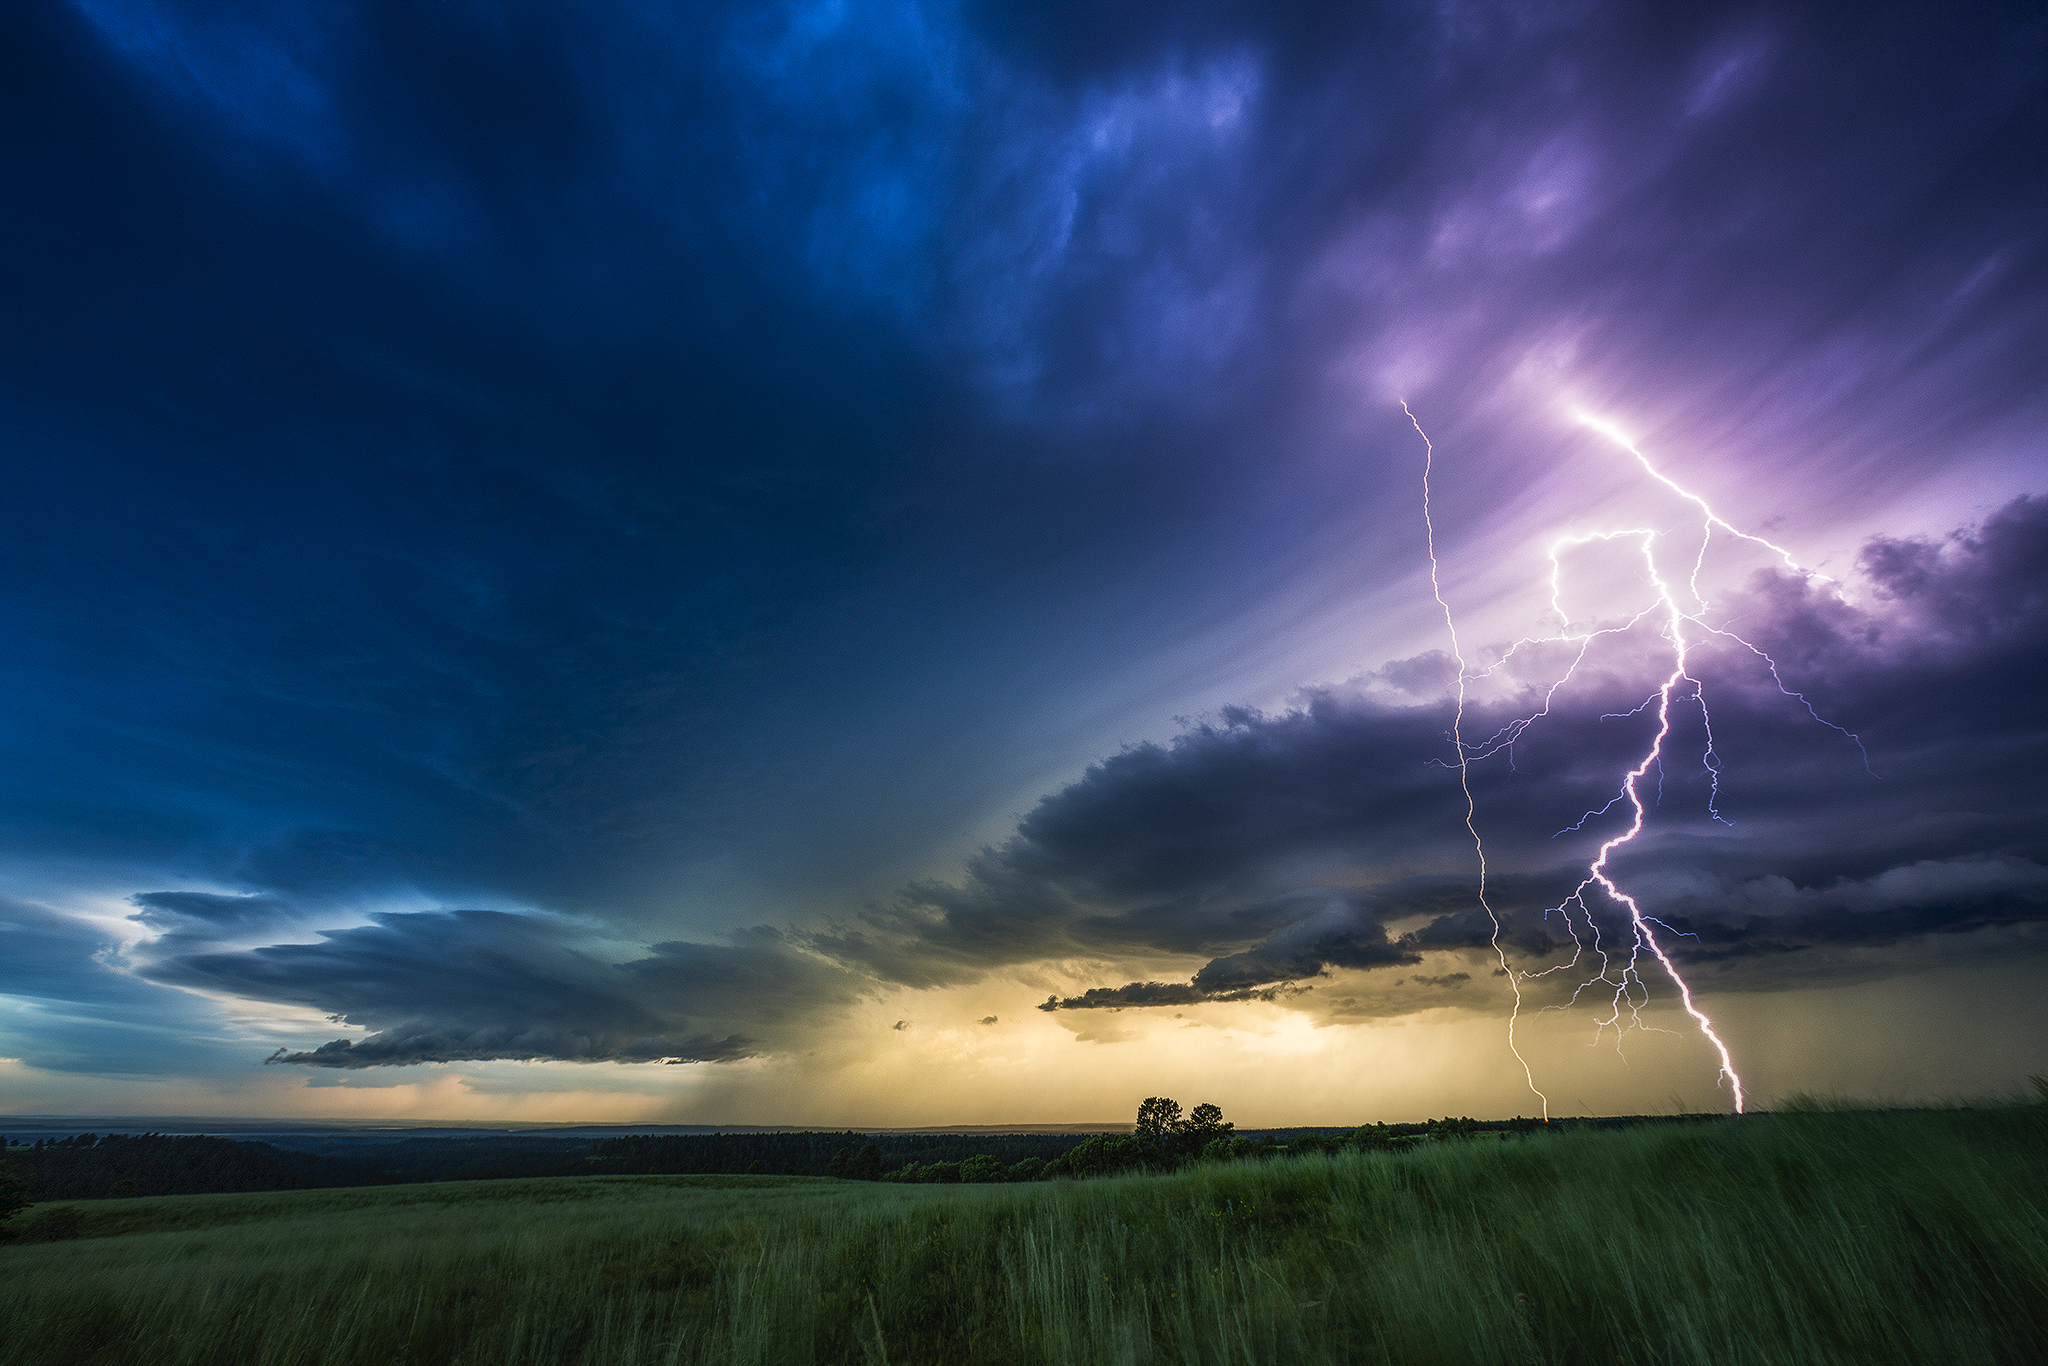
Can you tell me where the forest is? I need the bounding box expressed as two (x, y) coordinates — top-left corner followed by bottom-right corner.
(1, 1101), (1566, 1204)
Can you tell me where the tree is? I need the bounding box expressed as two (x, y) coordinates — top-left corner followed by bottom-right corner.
(1348, 1123), (1394, 1152)
(1201, 1135), (1240, 1162)
(1065, 1134), (1145, 1178)
(1134, 1097), (1183, 1140)
(851, 1144), (882, 1181)
(1135, 1097), (1185, 1164)
(1136, 1097), (1232, 1164)
(959, 1154), (1005, 1183)
(745, 1160), (765, 1175)
(825, 1147), (852, 1178)
(1183, 1103), (1232, 1144)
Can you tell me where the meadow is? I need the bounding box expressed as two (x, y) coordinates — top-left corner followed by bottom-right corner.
(1, 1105), (2043, 1366)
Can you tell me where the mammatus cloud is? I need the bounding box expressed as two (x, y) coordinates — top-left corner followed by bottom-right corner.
(138, 500), (2048, 1061)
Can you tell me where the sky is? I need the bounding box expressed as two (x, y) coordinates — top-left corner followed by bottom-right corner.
(2, 0), (2044, 1126)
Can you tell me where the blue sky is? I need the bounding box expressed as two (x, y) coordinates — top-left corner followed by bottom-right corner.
(2, 0), (2044, 1124)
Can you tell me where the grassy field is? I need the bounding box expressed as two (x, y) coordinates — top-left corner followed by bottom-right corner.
(2, 1106), (2043, 1366)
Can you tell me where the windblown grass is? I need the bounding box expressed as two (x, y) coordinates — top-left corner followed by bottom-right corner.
(2, 1107), (2043, 1365)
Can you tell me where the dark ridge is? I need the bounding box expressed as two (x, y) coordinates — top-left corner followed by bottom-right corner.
(2, 1133), (381, 1201)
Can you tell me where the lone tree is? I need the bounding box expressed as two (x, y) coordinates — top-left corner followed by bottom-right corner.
(1134, 1097), (1233, 1162)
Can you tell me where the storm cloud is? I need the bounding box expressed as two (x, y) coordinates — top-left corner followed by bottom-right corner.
(145, 911), (859, 1068)
(1, 1), (2042, 1098)
(878, 498), (2048, 1011)
(126, 495), (2048, 1061)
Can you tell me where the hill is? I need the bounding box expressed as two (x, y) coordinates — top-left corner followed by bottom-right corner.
(2, 1106), (2043, 1365)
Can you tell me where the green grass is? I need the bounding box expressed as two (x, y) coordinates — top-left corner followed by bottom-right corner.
(2, 1108), (2044, 1365)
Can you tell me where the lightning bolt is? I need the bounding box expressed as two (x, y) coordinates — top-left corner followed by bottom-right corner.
(1408, 400), (1549, 1118)
(1406, 404), (1871, 1118)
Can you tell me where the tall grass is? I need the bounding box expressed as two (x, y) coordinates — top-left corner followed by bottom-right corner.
(2, 1107), (2043, 1365)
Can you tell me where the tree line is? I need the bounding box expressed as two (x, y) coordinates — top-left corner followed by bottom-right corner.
(0, 1107), (1569, 1213)
(1, 1133), (384, 1202)
(854, 1103), (1546, 1184)
(583, 1129), (1091, 1177)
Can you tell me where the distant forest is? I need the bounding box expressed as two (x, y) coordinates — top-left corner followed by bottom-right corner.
(2, 1109), (1699, 1203)
(0, 1129), (1104, 1201)
(5, 1133), (383, 1201)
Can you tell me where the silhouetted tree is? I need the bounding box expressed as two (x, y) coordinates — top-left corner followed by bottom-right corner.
(1135, 1097), (1183, 1140)
(1183, 1103), (1232, 1146)
(826, 1147), (852, 1178)
(851, 1144), (882, 1181)
(1135, 1097), (1233, 1164)
(745, 1160), (765, 1175)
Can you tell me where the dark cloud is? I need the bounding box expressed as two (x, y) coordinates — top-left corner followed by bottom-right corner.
(145, 911), (859, 1068)
(1408, 974), (1471, 990)
(122, 889), (342, 963)
(1188, 898), (1418, 989)
(266, 1028), (751, 1070)
(1632, 854), (2048, 968)
(128, 891), (296, 932)
(113, 498), (2048, 1061)
(2, 0), (2043, 1082)
(867, 499), (2048, 1009)
(1039, 982), (1308, 1011)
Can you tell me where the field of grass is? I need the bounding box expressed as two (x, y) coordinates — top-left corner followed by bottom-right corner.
(2, 1106), (2043, 1366)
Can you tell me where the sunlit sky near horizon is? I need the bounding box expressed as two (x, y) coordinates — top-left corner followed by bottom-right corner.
(2, 0), (2044, 1126)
